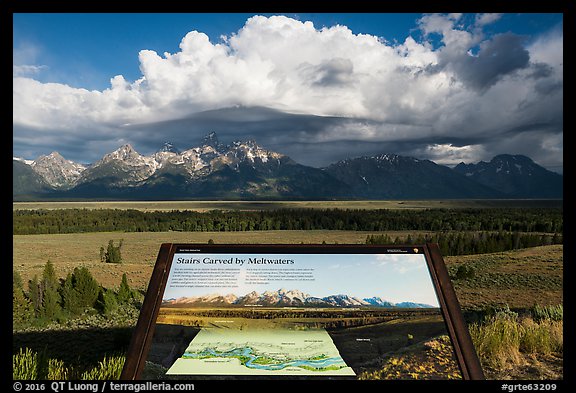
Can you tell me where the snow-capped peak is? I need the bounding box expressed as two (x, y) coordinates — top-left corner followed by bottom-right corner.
(21, 132), (289, 190)
(228, 139), (283, 164)
(30, 151), (86, 188)
(201, 131), (225, 151)
(102, 144), (141, 162)
(13, 156), (34, 165)
(158, 142), (180, 154)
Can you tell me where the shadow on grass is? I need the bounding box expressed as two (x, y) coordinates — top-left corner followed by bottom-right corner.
(13, 327), (134, 368)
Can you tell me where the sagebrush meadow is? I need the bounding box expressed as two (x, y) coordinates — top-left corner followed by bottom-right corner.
(13, 203), (563, 380)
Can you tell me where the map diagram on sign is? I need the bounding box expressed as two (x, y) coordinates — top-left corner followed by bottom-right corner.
(166, 328), (356, 376)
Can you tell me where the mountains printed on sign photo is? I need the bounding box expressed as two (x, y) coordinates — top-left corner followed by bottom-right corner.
(162, 288), (436, 309)
(13, 132), (563, 200)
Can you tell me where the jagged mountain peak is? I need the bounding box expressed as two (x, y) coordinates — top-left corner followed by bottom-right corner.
(33, 151), (67, 165)
(99, 144), (147, 165)
(158, 142), (180, 154)
(324, 152), (502, 199)
(161, 289), (435, 308)
(331, 153), (420, 168)
(111, 143), (138, 155)
(228, 138), (284, 165)
(14, 135), (561, 199)
(232, 138), (257, 147)
(46, 151), (64, 159)
(202, 131), (218, 143)
(29, 151), (86, 189)
(452, 154), (562, 198)
(201, 131), (225, 151)
(492, 154), (532, 162)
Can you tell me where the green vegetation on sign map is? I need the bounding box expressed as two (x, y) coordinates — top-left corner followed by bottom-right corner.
(166, 328), (355, 376)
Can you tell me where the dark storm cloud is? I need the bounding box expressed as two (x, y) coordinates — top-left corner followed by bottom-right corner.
(121, 106), (552, 169)
(13, 123), (134, 164)
(529, 62), (554, 79)
(125, 106), (376, 155)
(439, 33), (531, 92)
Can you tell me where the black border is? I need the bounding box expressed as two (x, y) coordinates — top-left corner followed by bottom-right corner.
(121, 243), (484, 380)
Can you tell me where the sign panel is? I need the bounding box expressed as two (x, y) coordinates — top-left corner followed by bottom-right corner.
(122, 244), (484, 380)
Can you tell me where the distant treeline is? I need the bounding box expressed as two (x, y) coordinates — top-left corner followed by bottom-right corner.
(366, 231), (563, 256)
(13, 208), (563, 235)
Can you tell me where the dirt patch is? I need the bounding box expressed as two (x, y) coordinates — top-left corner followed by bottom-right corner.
(484, 353), (563, 380)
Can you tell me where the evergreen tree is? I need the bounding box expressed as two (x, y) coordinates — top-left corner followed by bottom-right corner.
(41, 285), (61, 321)
(60, 273), (81, 315)
(96, 288), (118, 315)
(13, 272), (33, 327)
(13, 270), (23, 290)
(40, 260), (62, 320)
(42, 260), (58, 289)
(73, 267), (100, 309)
(28, 275), (42, 318)
(117, 273), (132, 304)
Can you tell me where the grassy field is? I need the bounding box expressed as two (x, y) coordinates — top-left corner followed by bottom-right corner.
(13, 227), (563, 380)
(13, 230), (426, 288)
(12, 199), (563, 212)
(13, 230), (563, 310)
(445, 245), (563, 309)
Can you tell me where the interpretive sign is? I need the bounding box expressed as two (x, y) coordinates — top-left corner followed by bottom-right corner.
(121, 244), (484, 380)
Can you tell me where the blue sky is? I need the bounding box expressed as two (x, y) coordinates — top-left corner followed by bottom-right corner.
(13, 13), (562, 91)
(13, 13), (563, 172)
(163, 252), (440, 307)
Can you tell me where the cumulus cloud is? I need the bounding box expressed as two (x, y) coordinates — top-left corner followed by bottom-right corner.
(375, 254), (426, 275)
(475, 13), (502, 27)
(13, 14), (563, 172)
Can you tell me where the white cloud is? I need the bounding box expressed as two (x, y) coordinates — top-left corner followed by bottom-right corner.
(13, 14), (563, 170)
(475, 13), (502, 27)
(419, 144), (486, 167)
(15, 15), (427, 130)
(375, 254), (426, 275)
(528, 24), (563, 70)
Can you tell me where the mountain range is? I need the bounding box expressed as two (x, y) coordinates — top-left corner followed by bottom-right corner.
(162, 288), (435, 308)
(13, 132), (563, 200)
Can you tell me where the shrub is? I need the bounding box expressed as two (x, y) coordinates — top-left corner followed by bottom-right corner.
(13, 348), (38, 380)
(454, 264), (476, 280)
(469, 310), (563, 371)
(469, 312), (522, 370)
(47, 358), (69, 380)
(81, 355), (125, 380)
(100, 240), (123, 264)
(13, 349), (126, 381)
(520, 318), (563, 355)
(531, 304), (563, 322)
